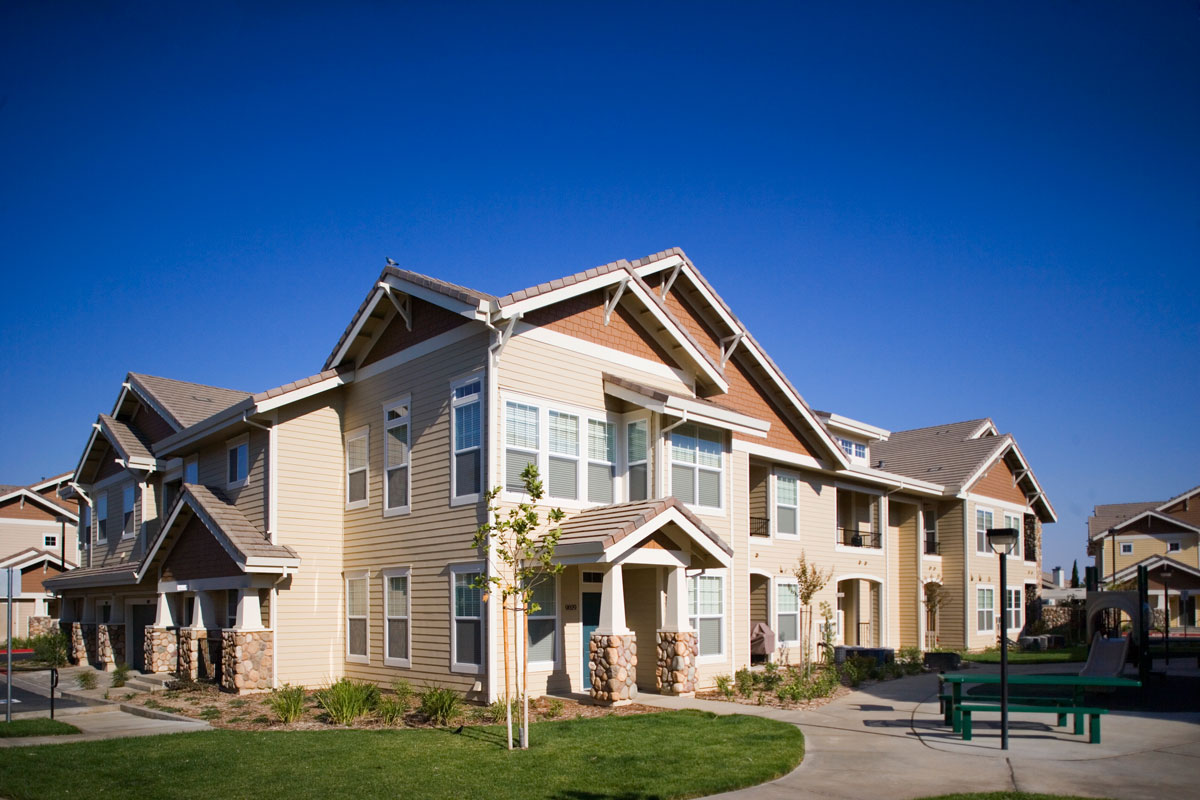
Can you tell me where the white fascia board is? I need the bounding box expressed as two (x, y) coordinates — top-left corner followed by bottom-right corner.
(1110, 510), (1200, 536)
(152, 399), (255, 458)
(136, 496), (191, 579)
(354, 322), (484, 382)
(601, 506), (732, 567)
(1157, 486), (1200, 514)
(620, 281), (728, 393)
(602, 380), (769, 437)
(517, 324), (691, 388)
(820, 413), (891, 441)
(243, 555), (302, 570)
(1110, 555), (1200, 584)
(72, 426), (101, 486)
(835, 465), (945, 497)
(1005, 439), (1056, 522)
(958, 438), (1015, 497)
(0, 551), (77, 571)
(0, 488), (80, 522)
(380, 273), (485, 320)
(28, 473), (74, 493)
(496, 273), (622, 320)
(969, 420), (999, 439)
(732, 438), (828, 472)
(253, 371), (353, 415)
(327, 287), (386, 370)
(632, 257), (741, 333)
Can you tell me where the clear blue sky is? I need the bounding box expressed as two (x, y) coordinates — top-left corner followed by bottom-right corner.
(2, 2), (1197, 576)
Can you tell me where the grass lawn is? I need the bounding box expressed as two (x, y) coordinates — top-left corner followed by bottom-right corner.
(962, 646), (1088, 665)
(0, 719), (80, 738)
(0, 710), (802, 800)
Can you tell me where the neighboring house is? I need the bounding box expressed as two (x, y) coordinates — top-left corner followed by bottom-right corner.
(1087, 485), (1200, 629)
(0, 473), (78, 639)
(1040, 567), (1084, 606)
(46, 248), (1055, 700)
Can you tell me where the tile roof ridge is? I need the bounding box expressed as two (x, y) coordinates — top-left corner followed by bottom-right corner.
(128, 372), (250, 396)
(384, 265), (497, 303)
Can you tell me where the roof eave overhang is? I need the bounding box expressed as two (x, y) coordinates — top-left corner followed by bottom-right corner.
(1109, 554), (1200, 584)
(152, 399), (256, 458)
(603, 379), (769, 438)
(1106, 510), (1200, 537)
(45, 571), (140, 592)
(0, 489), (78, 522)
(555, 505), (732, 568)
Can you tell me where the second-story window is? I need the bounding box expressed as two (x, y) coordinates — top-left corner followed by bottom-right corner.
(345, 426), (369, 509)
(838, 438), (866, 459)
(1003, 513), (1022, 558)
(776, 473), (798, 536)
(122, 486), (136, 539)
(627, 420), (648, 502)
(80, 506), (90, 549)
(451, 378), (482, 502)
(184, 456), (199, 485)
(384, 397), (411, 514)
(924, 506), (939, 555)
(975, 508), (994, 554)
(44, 533), (57, 548)
(547, 410), (580, 500)
(505, 402), (539, 493)
(670, 424), (723, 510)
(227, 436), (249, 489)
(587, 419), (616, 504)
(96, 494), (108, 543)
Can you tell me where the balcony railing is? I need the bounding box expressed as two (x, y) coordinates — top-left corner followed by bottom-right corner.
(924, 536), (940, 556)
(838, 527), (881, 549)
(750, 516), (770, 537)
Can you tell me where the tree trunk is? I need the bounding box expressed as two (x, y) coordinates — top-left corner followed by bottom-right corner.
(521, 603), (530, 749)
(502, 598), (512, 750)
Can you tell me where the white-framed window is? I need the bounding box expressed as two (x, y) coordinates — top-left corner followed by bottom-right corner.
(383, 567), (411, 668)
(345, 572), (368, 663)
(1168, 541), (1181, 553)
(227, 434), (249, 489)
(586, 419), (616, 505)
(79, 506), (90, 549)
(450, 565), (484, 673)
(44, 533), (58, 548)
(1005, 587), (1023, 631)
(838, 438), (866, 459)
(975, 507), (994, 554)
(1119, 542), (1133, 555)
(451, 376), (483, 503)
(776, 580), (799, 644)
(671, 424), (723, 510)
(923, 506), (939, 556)
(547, 410), (580, 500)
(626, 419), (649, 502)
(96, 494), (108, 543)
(183, 456), (199, 485)
(688, 572), (725, 658)
(1003, 512), (1023, 558)
(775, 472), (798, 536)
(526, 577), (558, 669)
(226, 589), (239, 628)
(344, 426), (369, 509)
(384, 396), (411, 515)
(122, 486), (136, 539)
(976, 586), (995, 633)
(504, 401), (539, 493)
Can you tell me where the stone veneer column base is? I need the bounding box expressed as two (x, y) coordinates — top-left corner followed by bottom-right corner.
(589, 632), (637, 706)
(145, 627), (178, 674)
(221, 630), (273, 693)
(63, 622), (87, 665)
(96, 624), (126, 671)
(656, 630), (697, 695)
(28, 616), (56, 638)
(178, 628), (199, 681)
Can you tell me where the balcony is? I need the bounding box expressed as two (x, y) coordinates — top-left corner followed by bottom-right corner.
(924, 536), (940, 556)
(750, 516), (770, 538)
(838, 527), (881, 549)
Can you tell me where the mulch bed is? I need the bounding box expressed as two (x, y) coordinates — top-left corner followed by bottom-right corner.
(695, 684), (851, 711)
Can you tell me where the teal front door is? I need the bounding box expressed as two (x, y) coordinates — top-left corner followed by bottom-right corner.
(582, 591), (602, 677)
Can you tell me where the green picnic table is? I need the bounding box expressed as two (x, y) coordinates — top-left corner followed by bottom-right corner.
(939, 673), (1140, 743)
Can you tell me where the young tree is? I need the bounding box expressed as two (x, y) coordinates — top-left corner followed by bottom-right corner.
(1070, 560), (1081, 589)
(791, 551), (833, 673)
(472, 463), (564, 750)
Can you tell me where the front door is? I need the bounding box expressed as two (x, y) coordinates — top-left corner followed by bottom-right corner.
(129, 604), (156, 671)
(581, 591), (602, 678)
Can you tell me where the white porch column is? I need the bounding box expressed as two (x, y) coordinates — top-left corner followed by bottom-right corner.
(233, 588), (264, 631)
(191, 591), (218, 630)
(108, 595), (125, 624)
(154, 592), (177, 627)
(80, 596), (96, 623)
(597, 564), (630, 635)
(662, 566), (691, 632)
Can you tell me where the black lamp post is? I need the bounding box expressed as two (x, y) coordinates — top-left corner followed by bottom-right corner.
(987, 526), (1020, 750)
(1160, 566), (1173, 666)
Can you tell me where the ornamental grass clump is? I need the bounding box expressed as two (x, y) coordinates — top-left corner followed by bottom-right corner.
(418, 686), (463, 726)
(267, 684), (306, 723)
(110, 663), (131, 688)
(377, 696), (407, 726)
(316, 679), (380, 725)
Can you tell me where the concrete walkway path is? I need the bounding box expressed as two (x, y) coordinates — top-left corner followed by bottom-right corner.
(637, 665), (1200, 800)
(0, 706), (209, 748)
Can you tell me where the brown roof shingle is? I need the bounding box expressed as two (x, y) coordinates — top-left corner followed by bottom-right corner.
(556, 497), (733, 556)
(869, 420), (1006, 491)
(129, 373), (251, 429)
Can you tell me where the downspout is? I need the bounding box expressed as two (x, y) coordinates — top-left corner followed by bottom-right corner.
(484, 311), (502, 705)
(242, 413), (274, 542)
(963, 495), (970, 650)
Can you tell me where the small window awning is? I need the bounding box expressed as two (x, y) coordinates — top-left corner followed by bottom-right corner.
(554, 497), (733, 569)
(603, 373), (770, 438)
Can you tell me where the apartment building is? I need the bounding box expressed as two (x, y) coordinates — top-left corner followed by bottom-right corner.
(46, 248), (1054, 700)
(0, 473), (77, 639)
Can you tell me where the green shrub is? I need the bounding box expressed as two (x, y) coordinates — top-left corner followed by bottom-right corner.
(32, 631), (68, 667)
(199, 706), (222, 721)
(760, 662), (782, 691)
(110, 663), (131, 688)
(715, 674), (735, 699)
(316, 679), (379, 725)
(544, 697), (564, 718)
(391, 678), (413, 708)
(839, 655), (876, 687)
(267, 684), (306, 723)
(418, 686), (463, 726)
(378, 696), (407, 725)
(734, 668), (754, 698)
(76, 671), (97, 690)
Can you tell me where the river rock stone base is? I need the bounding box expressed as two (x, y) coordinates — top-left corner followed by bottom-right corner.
(145, 627), (178, 674)
(28, 616), (56, 638)
(97, 624), (125, 670)
(589, 632), (637, 706)
(221, 630), (273, 693)
(656, 630), (697, 695)
(62, 622), (98, 666)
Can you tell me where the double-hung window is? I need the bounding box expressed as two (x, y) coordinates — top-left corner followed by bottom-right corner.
(1003, 513), (1022, 558)
(345, 426), (369, 509)
(227, 435), (249, 489)
(383, 567), (411, 667)
(976, 587), (995, 633)
(384, 397), (411, 514)
(776, 473), (798, 536)
(346, 573), (368, 663)
(451, 566), (484, 672)
(975, 508), (994, 554)
(547, 410), (580, 500)
(121, 486), (136, 538)
(80, 506), (90, 549)
(671, 424), (723, 510)
(451, 378), (483, 502)
(924, 507), (939, 555)
(526, 578), (558, 668)
(688, 573), (724, 657)
(776, 581), (799, 644)
(626, 420), (648, 501)
(505, 402), (539, 493)
(586, 419), (616, 504)
(96, 495), (108, 544)
(1005, 588), (1023, 631)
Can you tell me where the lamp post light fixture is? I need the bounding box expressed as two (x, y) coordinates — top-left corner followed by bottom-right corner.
(987, 526), (1020, 751)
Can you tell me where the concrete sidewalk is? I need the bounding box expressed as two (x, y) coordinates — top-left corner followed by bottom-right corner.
(637, 665), (1200, 800)
(0, 707), (209, 747)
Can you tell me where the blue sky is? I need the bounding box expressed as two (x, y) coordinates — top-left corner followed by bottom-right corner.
(2, 2), (1197, 575)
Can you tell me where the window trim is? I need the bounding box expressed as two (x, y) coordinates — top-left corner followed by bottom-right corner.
(1003, 512), (1023, 558)
(1167, 541), (1181, 553)
(345, 570), (369, 664)
(449, 562), (486, 675)
(774, 470), (800, 538)
(974, 506), (995, 556)
(774, 577), (800, 645)
(688, 570), (726, 661)
(121, 485), (136, 540)
(547, 409), (582, 501)
(1005, 586), (1024, 632)
(526, 574), (560, 672)
(669, 423), (725, 514)
(585, 417), (617, 506)
(1119, 542), (1134, 555)
(382, 394), (412, 517)
(344, 425), (370, 510)
(226, 434), (250, 490)
(624, 415), (651, 503)
(44, 533), (58, 549)
(382, 566), (412, 668)
(976, 584), (996, 634)
(450, 374), (484, 507)
(96, 494), (108, 544)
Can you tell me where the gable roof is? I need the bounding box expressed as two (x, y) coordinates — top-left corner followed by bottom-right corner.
(0, 547), (76, 571)
(44, 560), (141, 590)
(1109, 553), (1200, 585)
(96, 414), (156, 467)
(0, 486), (79, 522)
(555, 497), (732, 566)
(127, 373), (251, 429)
(1088, 501), (1163, 540)
(1157, 484), (1200, 513)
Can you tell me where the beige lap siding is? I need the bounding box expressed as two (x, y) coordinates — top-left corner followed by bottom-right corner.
(194, 428), (268, 535)
(89, 478), (142, 567)
(936, 502), (966, 650)
(340, 331), (488, 695)
(893, 500), (920, 649)
(964, 498), (1040, 650)
(0, 517), (80, 568)
(274, 396), (346, 687)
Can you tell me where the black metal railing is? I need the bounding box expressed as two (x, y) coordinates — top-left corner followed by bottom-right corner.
(750, 516), (770, 537)
(924, 536), (940, 556)
(838, 527), (881, 548)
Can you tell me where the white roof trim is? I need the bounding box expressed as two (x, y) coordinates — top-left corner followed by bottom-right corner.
(1105, 509), (1200, 536)
(1157, 485), (1200, 514)
(0, 550), (76, 571)
(125, 376), (186, 432)
(969, 420), (999, 439)
(1109, 554), (1200, 584)
(603, 379), (769, 438)
(27, 473), (73, 493)
(136, 490), (246, 579)
(253, 370), (353, 414)
(380, 272), (487, 320)
(0, 488), (78, 522)
(600, 506), (732, 567)
(818, 412), (891, 441)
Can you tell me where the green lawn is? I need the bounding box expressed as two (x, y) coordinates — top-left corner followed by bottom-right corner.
(0, 710), (803, 800)
(0, 719), (80, 738)
(962, 646), (1088, 665)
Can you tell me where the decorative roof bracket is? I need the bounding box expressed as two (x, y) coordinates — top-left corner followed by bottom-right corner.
(720, 331), (744, 367)
(660, 262), (682, 297)
(603, 277), (628, 326)
(378, 282), (412, 331)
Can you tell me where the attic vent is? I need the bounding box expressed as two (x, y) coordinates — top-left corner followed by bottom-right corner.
(927, 466), (943, 473)
(191, 395), (215, 404)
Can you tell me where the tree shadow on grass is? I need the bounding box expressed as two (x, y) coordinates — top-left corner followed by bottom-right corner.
(434, 724), (509, 747)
